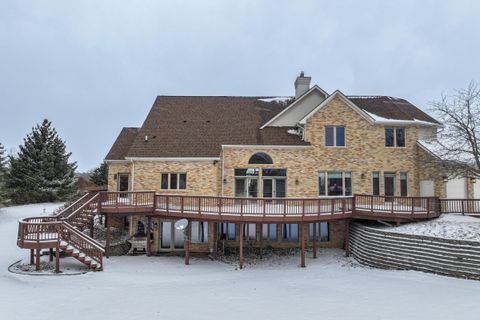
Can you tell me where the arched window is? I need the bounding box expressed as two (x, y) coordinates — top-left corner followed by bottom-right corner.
(248, 152), (273, 164)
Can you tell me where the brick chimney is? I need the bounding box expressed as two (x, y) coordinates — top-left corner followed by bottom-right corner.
(294, 71), (311, 99)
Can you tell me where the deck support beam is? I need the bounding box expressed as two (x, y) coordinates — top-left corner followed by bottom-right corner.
(344, 219), (350, 257)
(239, 223), (244, 269)
(312, 222), (317, 259)
(300, 223), (306, 268)
(55, 240), (60, 273)
(105, 214), (111, 258)
(35, 249), (41, 271)
(146, 216), (151, 256)
(184, 223), (190, 265)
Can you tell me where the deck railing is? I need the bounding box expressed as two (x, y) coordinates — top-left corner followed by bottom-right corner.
(354, 194), (440, 217)
(440, 199), (480, 215)
(155, 195), (354, 218)
(99, 191), (156, 209)
(58, 222), (104, 267)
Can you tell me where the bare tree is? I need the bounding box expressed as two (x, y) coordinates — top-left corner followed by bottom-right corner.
(431, 81), (480, 176)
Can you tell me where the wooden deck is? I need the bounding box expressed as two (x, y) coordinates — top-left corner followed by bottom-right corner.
(21, 191), (474, 271)
(98, 192), (442, 223)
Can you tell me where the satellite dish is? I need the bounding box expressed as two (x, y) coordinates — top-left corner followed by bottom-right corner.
(174, 219), (189, 231)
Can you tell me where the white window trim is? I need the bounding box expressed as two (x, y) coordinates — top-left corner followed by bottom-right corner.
(318, 171), (353, 197)
(160, 172), (187, 190)
(385, 127), (407, 148)
(325, 126), (347, 148)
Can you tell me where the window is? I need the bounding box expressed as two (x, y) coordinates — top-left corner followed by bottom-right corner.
(219, 223), (235, 240)
(248, 152), (273, 164)
(243, 224), (256, 240)
(385, 128), (406, 147)
(319, 171), (352, 196)
(325, 126), (345, 147)
(191, 221), (208, 243)
(309, 222), (330, 242)
(282, 224), (299, 241)
(160, 173), (187, 190)
(372, 172), (380, 195)
(262, 224), (277, 241)
(235, 168), (259, 198)
(400, 172), (408, 196)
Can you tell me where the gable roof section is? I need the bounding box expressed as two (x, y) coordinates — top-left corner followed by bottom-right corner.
(105, 127), (140, 160)
(122, 96), (309, 159)
(260, 85), (328, 129)
(299, 90), (375, 125)
(349, 96), (440, 124)
(299, 92), (440, 126)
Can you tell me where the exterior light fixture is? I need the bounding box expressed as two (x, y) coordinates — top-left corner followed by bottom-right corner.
(442, 176), (448, 183)
(471, 177), (477, 184)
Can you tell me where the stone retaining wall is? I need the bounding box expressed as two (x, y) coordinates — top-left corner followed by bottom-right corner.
(349, 223), (480, 280)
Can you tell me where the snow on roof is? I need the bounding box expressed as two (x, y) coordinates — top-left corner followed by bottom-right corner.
(257, 97), (292, 103)
(364, 111), (438, 126)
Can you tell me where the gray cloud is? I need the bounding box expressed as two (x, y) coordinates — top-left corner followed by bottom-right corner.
(1, 0), (479, 171)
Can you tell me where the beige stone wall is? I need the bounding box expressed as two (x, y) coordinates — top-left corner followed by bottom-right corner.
(222, 96), (426, 198)
(107, 160), (220, 195)
(107, 162), (133, 191)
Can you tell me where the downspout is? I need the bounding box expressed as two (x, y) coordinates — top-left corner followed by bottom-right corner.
(221, 148), (225, 196)
(130, 159), (135, 191)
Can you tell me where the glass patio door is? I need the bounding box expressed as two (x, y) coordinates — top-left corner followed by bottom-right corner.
(384, 173), (396, 200)
(117, 173), (130, 199)
(263, 178), (286, 198)
(235, 178), (258, 198)
(160, 220), (185, 251)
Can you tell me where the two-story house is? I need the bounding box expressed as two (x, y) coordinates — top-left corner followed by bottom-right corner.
(104, 72), (468, 255)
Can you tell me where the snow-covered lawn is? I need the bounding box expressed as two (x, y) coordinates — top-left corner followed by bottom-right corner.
(380, 213), (480, 241)
(1, 204), (480, 320)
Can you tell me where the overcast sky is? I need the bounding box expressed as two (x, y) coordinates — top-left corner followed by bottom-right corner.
(1, 0), (479, 172)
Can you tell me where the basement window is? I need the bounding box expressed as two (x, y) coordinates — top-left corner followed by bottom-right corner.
(262, 224), (277, 241)
(309, 222), (330, 242)
(191, 221), (208, 243)
(282, 224), (299, 241)
(160, 173), (187, 190)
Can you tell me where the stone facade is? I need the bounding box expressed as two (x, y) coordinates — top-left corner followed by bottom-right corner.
(107, 95), (446, 254)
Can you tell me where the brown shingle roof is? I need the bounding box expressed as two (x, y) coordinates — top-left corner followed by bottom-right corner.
(105, 127), (139, 160)
(348, 96), (439, 124)
(124, 96), (308, 159)
(106, 94), (439, 160)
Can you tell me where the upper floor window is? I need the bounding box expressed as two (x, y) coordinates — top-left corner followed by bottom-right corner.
(248, 152), (273, 164)
(325, 126), (345, 147)
(385, 127), (405, 147)
(161, 173), (187, 190)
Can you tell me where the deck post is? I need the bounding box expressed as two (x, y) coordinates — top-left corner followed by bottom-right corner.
(184, 223), (190, 265)
(312, 223), (317, 259)
(344, 219), (350, 257)
(89, 220), (94, 238)
(212, 222), (218, 258)
(55, 240), (60, 273)
(30, 249), (34, 265)
(300, 223), (306, 268)
(146, 216), (152, 256)
(239, 223), (244, 269)
(105, 214), (111, 258)
(35, 249), (41, 271)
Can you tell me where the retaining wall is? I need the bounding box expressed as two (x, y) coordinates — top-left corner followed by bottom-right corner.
(349, 223), (480, 280)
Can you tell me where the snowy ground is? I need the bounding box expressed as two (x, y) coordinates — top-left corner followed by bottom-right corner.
(1, 205), (480, 320)
(379, 213), (480, 241)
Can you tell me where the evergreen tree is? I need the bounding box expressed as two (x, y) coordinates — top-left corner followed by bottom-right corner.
(7, 119), (77, 204)
(89, 161), (108, 187)
(0, 143), (7, 204)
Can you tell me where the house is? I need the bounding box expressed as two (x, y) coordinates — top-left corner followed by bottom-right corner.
(102, 72), (466, 258)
